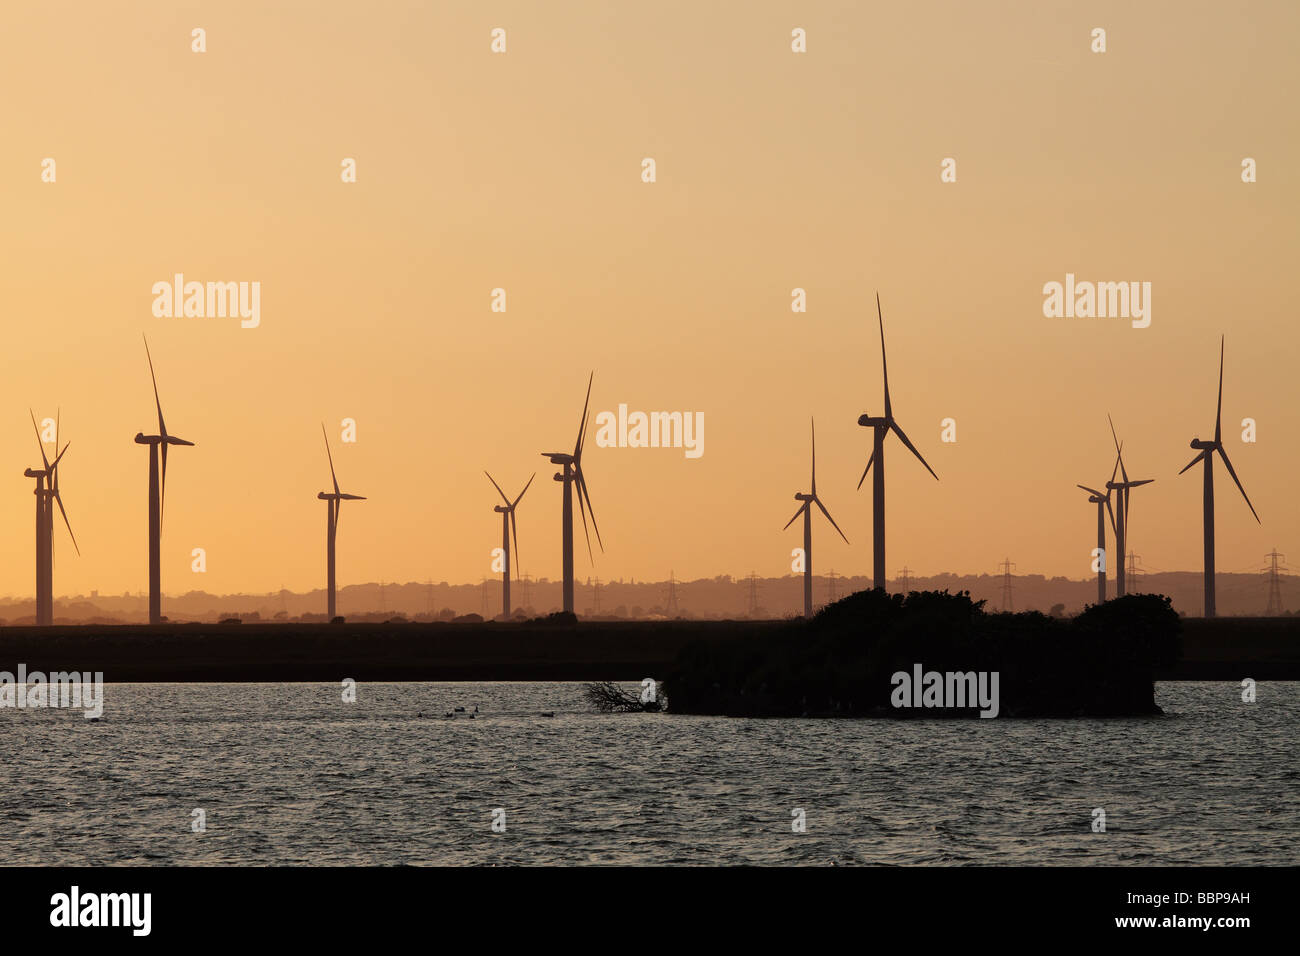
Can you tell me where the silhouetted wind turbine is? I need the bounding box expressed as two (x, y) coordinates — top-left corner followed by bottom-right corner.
(134, 338), (194, 625)
(24, 410), (78, 625)
(486, 471), (535, 619)
(1077, 451), (1120, 605)
(1105, 417), (1153, 597)
(542, 373), (602, 615)
(857, 294), (938, 590)
(1178, 337), (1259, 618)
(784, 419), (849, 618)
(318, 424), (365, 621)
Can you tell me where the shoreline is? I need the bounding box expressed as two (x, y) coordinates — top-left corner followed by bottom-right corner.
(0, 617), (1295, 682)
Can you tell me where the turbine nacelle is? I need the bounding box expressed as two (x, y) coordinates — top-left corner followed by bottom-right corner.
(1190, 438), (1217, 450)
(134, 433), (194, 446)
(857, 414), (890, 428)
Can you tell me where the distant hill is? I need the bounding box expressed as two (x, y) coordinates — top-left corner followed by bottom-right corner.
(0, 570), (1295, 624)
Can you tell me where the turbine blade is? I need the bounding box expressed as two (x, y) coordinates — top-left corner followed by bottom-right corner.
(1077, 485), (1106, 498)
(1215, 336), (1224, 445)
(160, 441), (168, 528)
(783, 502), (807, 530)
(575, 472), (594, 562)
(890, 422), (938, 480)
(574, 372), (594, 458)
(53, 490), (79, 556)
(1105, 496), (1117, 536)
(1107, 415), (1128, 483)
(322, 423), (340, 496)
(1216, 446), (1260, 523)
(1178, 451), (1205, 475)
(29, 409), (51, 471)
(510, 509), (521, 577)
(1128, 479), (1155, 488)
(144, 334), (167, 439)
(809, 417), (816, 496)
(512, 472), (536, 508)
(814, 496), (850, 544)
(485, 470), (509, 504)
(576, 467), (603, 553)
(877, 293), (892, 420)
(857, 449), (876, 490)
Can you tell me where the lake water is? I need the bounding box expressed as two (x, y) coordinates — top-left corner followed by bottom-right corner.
(3, 681), (1295, 865)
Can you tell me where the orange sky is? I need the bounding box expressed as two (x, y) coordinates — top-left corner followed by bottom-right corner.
(1, 1), (1297, 599)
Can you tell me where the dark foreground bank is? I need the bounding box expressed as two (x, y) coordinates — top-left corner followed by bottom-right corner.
(0, 598), (1296, 684)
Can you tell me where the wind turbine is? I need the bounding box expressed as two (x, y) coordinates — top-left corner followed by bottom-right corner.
(1105, 417), (1153, 597)
(1076, 450), (1119, 605)
(24, 410), (78, 625)
(784, 419), (849, 618)
(857, 294), (938, 591)
(1179, 337), (1259, 618)
(134, 337), (194, 625)
(486, 471), (535, 619)
(542, 372), (601, 615)
(318, 424), (365, 621)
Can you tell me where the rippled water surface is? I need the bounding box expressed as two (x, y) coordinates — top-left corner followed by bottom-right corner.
(2, 681), (1295, 865)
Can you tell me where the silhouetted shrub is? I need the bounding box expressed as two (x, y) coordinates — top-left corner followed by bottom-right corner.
(530, 611), (578, 626)
(666, 588), (1180, 718)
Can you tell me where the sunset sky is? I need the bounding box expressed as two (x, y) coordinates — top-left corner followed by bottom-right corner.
(2, 1), (1297, 600)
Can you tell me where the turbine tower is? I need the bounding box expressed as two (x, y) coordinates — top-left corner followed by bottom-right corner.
(542, 373), (601, 615)
(784, 419), (849, 618)
(1105, 417), (1153, 598)
(857, 294), (938, 590)
(1077, 451), (1120, 605)
(133, 338), (194, 625)
(24, 411), (78, 625)
(1178, 337), (1259, 618)
(318, 424), (365, 621)
(486, 471), (535, 619)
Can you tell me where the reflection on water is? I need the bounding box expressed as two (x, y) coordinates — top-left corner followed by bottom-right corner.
(2, 681), (1295, 865)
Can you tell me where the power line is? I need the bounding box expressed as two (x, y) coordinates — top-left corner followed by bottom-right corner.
(1127, 552), (1144, 589)
(897, 565), (913, 593)
(1264, 549), (1289, 615)
(998, 558), (1016, 611)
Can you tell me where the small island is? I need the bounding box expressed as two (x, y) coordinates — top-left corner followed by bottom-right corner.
(665, 590), (1182, 718)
